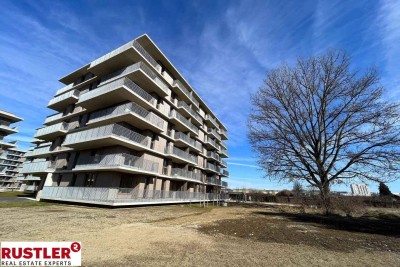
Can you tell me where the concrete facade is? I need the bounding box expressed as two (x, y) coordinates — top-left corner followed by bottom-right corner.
(21, 34), (228, 205)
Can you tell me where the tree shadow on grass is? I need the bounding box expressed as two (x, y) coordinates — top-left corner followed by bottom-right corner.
(254, 211), (400, 237)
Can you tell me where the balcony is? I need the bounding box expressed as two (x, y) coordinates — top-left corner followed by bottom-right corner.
(170, 168), (203, 183)
(98, 62), (169, 97)
(205, 114), (219, 129)
(64, 124), (151, 151)
(222, 181), (228, 188)
(87, 102), (165, 133)
(207, 128), (221, 141)
(164, 144), (197, 164)
(24, 185), (39, 193)
(220, 159), (228, 168)
(40, 186), (228, 206)
(20, 161), (54, 174)
(219, 129), (228, 140)
(207, 176), (222, 186)
(172, 80), (199, 108)
(44, 106), (85, 126)
(34, 122), (71, 141)
(221, 170), (229, 177)
(47, 89), (80, 112)
(219, 140), (228, 149)
(89, 40), (161, 77)
(205, 163), (220, 173)
(25, 143), (72, 158)
(204, 137), (218, 150)
(74, 153), (159, 175)
(0, 123), (18, 135)
(169, 110), (199, 136)
(219, 149), (229, 158)
(174, 131), (202, 152)
(78, 76), (157, 112)
(0, 140), (16, 149)
(177, 101), (202, 125)
(206, 151), (220, 162)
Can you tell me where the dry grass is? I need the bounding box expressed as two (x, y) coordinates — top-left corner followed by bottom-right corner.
(0, 204), (399, 266)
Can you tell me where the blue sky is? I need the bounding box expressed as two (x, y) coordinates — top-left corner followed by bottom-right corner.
(0, 0), (399, 192)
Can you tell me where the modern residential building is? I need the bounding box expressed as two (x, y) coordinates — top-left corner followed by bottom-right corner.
(0, 110), (25, 191)
(350, 184), (371, 196)
(21, 34), (229, 206)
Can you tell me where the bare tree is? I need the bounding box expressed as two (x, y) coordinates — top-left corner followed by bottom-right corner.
(249, 50), (400, 213)
(292, 181), (303, 197)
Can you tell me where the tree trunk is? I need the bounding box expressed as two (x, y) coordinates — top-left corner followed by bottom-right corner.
(320, 182), (332, 215)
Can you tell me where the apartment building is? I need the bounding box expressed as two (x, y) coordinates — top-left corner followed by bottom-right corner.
(21, 34), (229, 206)
(0, 110), (25, 191)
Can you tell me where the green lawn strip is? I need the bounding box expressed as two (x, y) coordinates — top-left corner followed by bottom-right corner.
(0, 201), (53, 208)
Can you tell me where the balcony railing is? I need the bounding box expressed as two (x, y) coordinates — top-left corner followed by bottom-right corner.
(74, 153), (159, 174)
(99, 62), (169, 95)
(41, 186), (228, 205)
(44, 113), (63, 124)
(80, 76), (157, 106)
(205, 163), (220, 173)
(34, 122), (70, 138)
(219, 129), (228, 139)
(169, 110), (199, 134)
(205, 114), (219, 128)
(220, 140), (228, 149)
(89, 102), (164, 129)
(222, 181), (228, 187)
(205, 137), (218, 148)
(222, 170), (229, 176)
(206, 151), (220, 161)
(0, 124), (18, 133)
(207, 176), (222, 186)
(220, 159), (228, 167)
(170, 168), (203, 182)
(48, 89), (80, 107)
(207, 128), (221, 141)
(64, 124), (150, 148)
(44, 106), (85, 125)
(165, 145), (197, 164)
(21, 161), (54, 173)
(174, 131), (202, 151)
(25, 144), (70, 158)
(219, 149), (229, 157)
(172, 80), (199, 108)
(177, 101), (202, 123)
(24, 185), (39, 192)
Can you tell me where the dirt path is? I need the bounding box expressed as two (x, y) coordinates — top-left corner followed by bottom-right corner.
(0, 205), (399, 266)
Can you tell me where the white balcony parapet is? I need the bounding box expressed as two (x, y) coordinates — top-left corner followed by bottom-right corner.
(205, 162), (220, 173)
(80, 76), (157, 106)
(169, 110), (199, 134)
(205, 137), (218, 148)
(165, 144), (197, 164)
(25, 144), (70, 158)
(89, 102), (164, 129)
(171, 168), (203, 182)
(173, 80), (199, 108)
(41, 186), (228, 205)
(44, 113), (63, 124)
(205, 114), (219, 129)
(219, 149), (229, 157)
(220, 159), (228, 167)
(74, 153), (159, 174)
(64, 124), (150, 148)
(174, 131), (202, 151)
(207, 151), (220, 161)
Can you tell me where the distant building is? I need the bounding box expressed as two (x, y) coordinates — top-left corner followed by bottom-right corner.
(0, 110), (25, 191)
(350, 184), (371, 196)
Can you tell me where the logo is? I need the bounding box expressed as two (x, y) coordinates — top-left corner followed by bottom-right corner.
(1, 242), (81, 266)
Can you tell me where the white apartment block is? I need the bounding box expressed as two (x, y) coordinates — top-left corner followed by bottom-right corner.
(350, 184), (371, 196)
(20, 34), (229, 206)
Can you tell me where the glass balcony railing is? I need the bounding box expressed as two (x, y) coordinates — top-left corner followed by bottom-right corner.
(165, 144), (197, 164)
(170, 168), (202, 182)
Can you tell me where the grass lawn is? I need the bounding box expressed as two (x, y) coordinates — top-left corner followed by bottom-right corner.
(0, 201), (53, 208)
(0, 191), (30, 198)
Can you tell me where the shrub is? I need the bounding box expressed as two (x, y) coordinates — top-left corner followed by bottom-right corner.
(332, 196), (365, 217)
